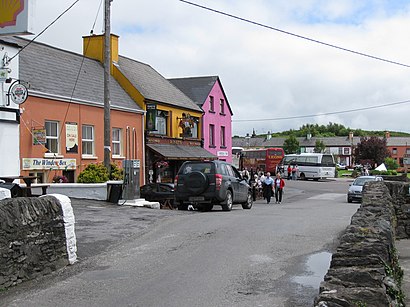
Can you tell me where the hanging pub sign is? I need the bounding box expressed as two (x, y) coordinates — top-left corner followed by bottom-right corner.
(178, 113), (195, 137)
(8, 81), (28, 105)
(66, 122), (78, 153)
(146, 103), (157, 131)
(32, 128), (46, 145)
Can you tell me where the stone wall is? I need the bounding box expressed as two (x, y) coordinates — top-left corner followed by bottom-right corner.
(314, 181), (409, 306)
(0, 196), (69, 289)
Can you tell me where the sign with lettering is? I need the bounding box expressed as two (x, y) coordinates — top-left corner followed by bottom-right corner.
(22, 158), (76, 170)
(66, 123), (78, 153)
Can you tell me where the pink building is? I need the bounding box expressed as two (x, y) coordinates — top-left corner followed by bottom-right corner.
(169, 76), (233, 162)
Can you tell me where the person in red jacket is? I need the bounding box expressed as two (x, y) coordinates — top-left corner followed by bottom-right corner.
(274, 172), (286, 204)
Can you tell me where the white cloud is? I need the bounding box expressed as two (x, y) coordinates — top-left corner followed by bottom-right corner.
(23, 0), (410, 136)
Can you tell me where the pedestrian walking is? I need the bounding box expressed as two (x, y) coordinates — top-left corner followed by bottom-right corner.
(249, 174), (259, 201)
(274, 173), (285, 204)
(263, 172), (274, 204)
(287, 165), (292, 180)
(292, 165), (298, 180)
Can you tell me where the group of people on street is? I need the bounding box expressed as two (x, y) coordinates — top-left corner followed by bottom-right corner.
(246, 170), (286, 205)
(286, 164), (298, 180)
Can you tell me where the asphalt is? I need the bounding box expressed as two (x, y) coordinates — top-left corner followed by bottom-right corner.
(70, 197), (410, 304)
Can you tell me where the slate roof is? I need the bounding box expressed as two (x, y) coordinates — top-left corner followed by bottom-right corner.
(232, 136), (410, 148)
(0, 37), (141, 112)
(116, 56), (202, 112)
(168, 76), (233, 115)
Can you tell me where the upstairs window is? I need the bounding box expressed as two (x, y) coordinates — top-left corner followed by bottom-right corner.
(82, 125), (94, 156)
(156, 110), (168, 135)
(45, 120), (59, 154)
(392, 148), (398, 155)
(112, 128), (122, 156)
(209, 96), (214, 112)
(220, 126), (226, 147)
(209, 124), (215, 146)
(220, 99), (225, 114)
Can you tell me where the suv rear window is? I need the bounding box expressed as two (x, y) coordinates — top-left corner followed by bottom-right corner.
(179, 163), (214, 175)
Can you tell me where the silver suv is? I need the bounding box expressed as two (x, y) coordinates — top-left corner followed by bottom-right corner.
(174, 160), (253, 211)
(347, 175), (383, 203)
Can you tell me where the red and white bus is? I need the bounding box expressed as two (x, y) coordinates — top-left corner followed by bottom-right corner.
(241, 148), (285, 174)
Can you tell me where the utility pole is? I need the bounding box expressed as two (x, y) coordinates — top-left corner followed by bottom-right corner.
(103, 0), (111, 172)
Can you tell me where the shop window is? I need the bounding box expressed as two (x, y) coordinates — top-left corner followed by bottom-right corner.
(112, 128), (122, 157)
(45, 120), (59, 154)
(82, 125), (95, 156)
(191, 118), (199, 139)
(209, 124), (215, 147)
(220, 99), (225, 114)
(63, 170), (75, 183)
(29, 172), (44, 183)
(209, 96), (214, 112)
(220, 126), (226, 147)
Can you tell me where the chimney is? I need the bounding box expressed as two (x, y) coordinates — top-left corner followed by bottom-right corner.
(306, 133), (312, 140)
(348, 131), (354, 141)
(385, 131), (390, 138)
(266, 131), (272, 140)
(82, 33), (119, 70)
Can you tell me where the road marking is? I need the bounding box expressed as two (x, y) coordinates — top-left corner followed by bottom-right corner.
(308, 193), (346, 200)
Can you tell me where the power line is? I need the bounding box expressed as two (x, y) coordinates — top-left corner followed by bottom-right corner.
(232, 99), (410, 122)
(8, 0), (80, 63)
(178, 0), (410, 69)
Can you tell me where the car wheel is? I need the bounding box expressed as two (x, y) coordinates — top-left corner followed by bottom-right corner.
(347, 196), (353, 203)
(222, 190), (233, 211)
(177, 202), (188, 210)
(300, 173), (306, 180)
(242, 192), (253, 209)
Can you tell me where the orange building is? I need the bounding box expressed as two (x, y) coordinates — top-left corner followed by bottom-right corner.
(2, 37), (145, 183)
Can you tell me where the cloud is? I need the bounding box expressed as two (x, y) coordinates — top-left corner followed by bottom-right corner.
(27, 0), (410, 136)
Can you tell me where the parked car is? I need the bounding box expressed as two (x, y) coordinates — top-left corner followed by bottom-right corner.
(140, 183), (175, 208)
(174, 160), (253, 211)
(347, 175), (383, 203)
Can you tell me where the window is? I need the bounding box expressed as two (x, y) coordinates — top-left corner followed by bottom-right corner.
(407, 148), (410, 155)
(220, 126), (226, 147)
(112, 128), (122, 156)
(82, 125), (94, 156)
(156, 110), (168, 135)
(209, 96), (214, 112)
(392, 148), (398, 155)
(45, 120), (59, 154)
(220, 99), (225, 114)
(191, 117), (199, 139)
(209, 124), (215, 146)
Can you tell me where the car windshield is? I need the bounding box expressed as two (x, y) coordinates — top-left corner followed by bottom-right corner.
(353, 177), (375, 186)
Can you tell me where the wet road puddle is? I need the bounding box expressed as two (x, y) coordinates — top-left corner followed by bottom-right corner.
(292, 251), (332, 288)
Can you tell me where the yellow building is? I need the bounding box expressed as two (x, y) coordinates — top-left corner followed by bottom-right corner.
(82, 34), (215, 183)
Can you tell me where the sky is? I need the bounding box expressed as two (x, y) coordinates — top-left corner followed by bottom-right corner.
(22, 0), (410, 136)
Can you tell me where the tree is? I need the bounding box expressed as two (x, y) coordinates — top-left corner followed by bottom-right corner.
(354, 137), (391, 166)
(283, 135), (300, 154)
(314, 139), (326, 153)
(384, 157), (399, 170)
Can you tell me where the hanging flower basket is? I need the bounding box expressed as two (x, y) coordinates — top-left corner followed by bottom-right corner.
(156, 161), (169, 168)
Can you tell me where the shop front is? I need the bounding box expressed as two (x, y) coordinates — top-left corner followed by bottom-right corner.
(146, 136), (216, 184)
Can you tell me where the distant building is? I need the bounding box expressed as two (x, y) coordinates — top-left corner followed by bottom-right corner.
(233, 131), (410, 169)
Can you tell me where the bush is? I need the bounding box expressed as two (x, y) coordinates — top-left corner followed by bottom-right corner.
(77, 163), (109, 183)
(371, 170), (398, 176)
(77, 163), (124, 183)
(384, 157), (399, 170)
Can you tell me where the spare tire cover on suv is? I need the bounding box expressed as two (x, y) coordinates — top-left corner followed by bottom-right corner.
(185, 171), (208, 195)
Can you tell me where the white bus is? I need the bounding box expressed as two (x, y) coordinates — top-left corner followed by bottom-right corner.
(281, 153), (336, 180)
(232, 147), (244, 169)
